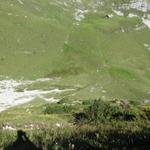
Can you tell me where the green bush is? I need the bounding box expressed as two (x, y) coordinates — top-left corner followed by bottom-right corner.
(75, 99), (145, 123)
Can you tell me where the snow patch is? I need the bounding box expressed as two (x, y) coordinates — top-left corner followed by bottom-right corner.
(142, 17), (150, 28)
(135, 25), (146, 30)
(108, 14), (114, 18)
(144, 43), (150, 51)
(17, 0), (24, 5)
(128, 13), (138, 18)
(74, 9), (89, 22)
(113, 10), (124, 16)
(0, 78), (74, 112)
(2, 124), (16, 131)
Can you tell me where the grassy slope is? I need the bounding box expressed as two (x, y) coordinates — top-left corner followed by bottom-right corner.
(0, 0), (73, 78)
(0, 1), (150, 149)
(0, 0), (149, 101)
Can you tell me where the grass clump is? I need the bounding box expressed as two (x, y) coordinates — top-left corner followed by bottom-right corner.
(43, 103), (78, 114)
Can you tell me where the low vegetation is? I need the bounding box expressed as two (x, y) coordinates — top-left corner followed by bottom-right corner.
(43, 103), (78, 114)
(1, 99), (150, 149)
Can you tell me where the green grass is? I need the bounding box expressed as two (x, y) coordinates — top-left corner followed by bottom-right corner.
(0, 0), (149, 101)
(0, 0), (150, 149)
(0, 99), (72, 129)
(1, 99), (150, 150)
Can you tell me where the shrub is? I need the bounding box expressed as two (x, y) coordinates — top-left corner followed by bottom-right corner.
(142, 105), (150, 120)
(74, 99), (144, 123)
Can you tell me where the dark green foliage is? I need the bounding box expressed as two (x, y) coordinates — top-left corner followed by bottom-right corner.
(49, 66), (83, 77)
(69, 127), (150, 150)
(1, 99), (150, 150)
(142, 106), (150, 120)
(43, 103), (78, 114)
(82, 99), (94, 105)
(3, 124), (150, 150)
(75, 99), (145, 123)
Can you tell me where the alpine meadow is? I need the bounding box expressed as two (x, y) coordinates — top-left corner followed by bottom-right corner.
(0, 0), (150, 149)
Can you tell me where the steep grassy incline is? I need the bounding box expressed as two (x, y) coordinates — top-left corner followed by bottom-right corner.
(59, 14), (150, 102)
(0, 0), (150, 101)
(0, 0), (74, 78)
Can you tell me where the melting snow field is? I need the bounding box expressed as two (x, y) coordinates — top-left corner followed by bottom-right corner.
(0, 78), (74, 112)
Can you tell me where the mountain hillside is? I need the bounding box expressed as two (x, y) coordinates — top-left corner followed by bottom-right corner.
(0, 0), (150, 101)
(0, 1), (150, 149)
(0, 0), (150, 106)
